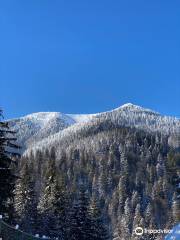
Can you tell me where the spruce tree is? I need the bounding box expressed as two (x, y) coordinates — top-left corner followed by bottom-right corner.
(68, 186), (91, 240)
(38, 149), (69, 239)
(132, 204), (144, 240)
(0, 109), (19, 222)
(88, 196), (110, 240)
(118, 198), (132, 240)
(50, 174), (70, 240)
(14, 161), (38, 234)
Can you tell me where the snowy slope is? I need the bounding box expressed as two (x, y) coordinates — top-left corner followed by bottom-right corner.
(8, 103), (180, 152)
(67, 113), (96, 123)
(99, 103), (180, 134)
(8, 112), (76, 149)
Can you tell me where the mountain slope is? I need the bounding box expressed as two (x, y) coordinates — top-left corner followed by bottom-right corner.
(8, 112), (75, 148)
(9, 103), (180, 152)
(11, 104), (180, 239)
(17, 119), (180, 240)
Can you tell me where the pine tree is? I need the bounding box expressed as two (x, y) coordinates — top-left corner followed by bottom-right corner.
(50, 175), (70, 240)
(88, 196), (110, 240)
(132, 204), (144, 240)
(118, 198), (132, 240)
(38, 150), (69, 239)
(0, 109), (19, 222)
(67, 186), (91, 240)
(14, 161), (38, 234)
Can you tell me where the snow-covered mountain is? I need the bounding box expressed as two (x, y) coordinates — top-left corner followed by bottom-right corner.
(9, 103), (180, 152)
(8, 112), (74, 148)
(8, 111), (97, 149)
(9, 104), (180, 240)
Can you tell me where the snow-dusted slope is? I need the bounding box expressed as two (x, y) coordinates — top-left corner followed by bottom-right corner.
(9, 103), (180, 152)
(8, 112), (75, 149)
(67, 113), (96, 123)
(99, 103), (180, 134)
(8, 111), (100, 149)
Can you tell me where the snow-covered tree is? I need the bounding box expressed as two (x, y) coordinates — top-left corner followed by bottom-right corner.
(0, 109), (20, 222)
(14, 161), (38, 234)
(88, 196), (110, 240)
(38, 150), (69, 239)
(67, 186), (91, 240)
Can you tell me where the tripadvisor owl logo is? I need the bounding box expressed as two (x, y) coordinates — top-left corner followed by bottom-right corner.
(134, 226), (173, 236)
(134, 227), (144, 236)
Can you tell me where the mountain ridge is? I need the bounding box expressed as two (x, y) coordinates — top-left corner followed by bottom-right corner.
(9, 103), (164, 121)
(8, 103), (180, 152)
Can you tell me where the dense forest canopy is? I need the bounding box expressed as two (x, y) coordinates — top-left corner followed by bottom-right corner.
(1, 105), (180, 239)
(15, 121), (180, 239)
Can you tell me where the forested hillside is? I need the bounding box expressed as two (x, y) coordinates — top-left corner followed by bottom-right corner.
(14, 116), (180, 239)
(9, 104), (180, 152)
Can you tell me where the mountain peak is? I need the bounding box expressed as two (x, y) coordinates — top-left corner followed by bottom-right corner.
(120, 103), (139, 108)
(116, 103), (159, 115)
(9, 103), (180, 152)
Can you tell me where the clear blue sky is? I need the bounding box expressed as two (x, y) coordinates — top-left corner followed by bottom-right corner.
(1, 0), (180, 119)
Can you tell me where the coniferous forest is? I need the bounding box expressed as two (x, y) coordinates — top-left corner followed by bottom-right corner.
(1, 106), (179, 240)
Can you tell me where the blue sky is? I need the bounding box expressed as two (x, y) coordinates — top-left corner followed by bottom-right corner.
(0, 0), (180, 119)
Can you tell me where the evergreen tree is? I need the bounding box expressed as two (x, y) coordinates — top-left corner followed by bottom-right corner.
(118, 197), (132, 240)
(38, 150), (69, 239)
(51, 175), (70, 240)
(132, 204), (144, 240)
(68, 186), (91, 240)
(88, 196), (110, 240)
(14, 161), (38, 234)
(0, 109), (19, 222)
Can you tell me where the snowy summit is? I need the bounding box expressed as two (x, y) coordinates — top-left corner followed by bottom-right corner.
(8, 103), (180, 151)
